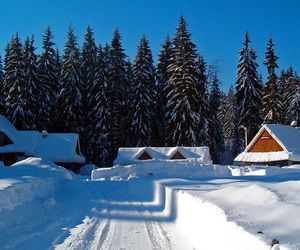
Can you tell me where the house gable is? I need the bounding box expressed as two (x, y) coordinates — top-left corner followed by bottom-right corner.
(0, 132), (13, 146)
(248, 129), (284, 153)
(170, 150), (186, 160)
(137, 150), (153, 160)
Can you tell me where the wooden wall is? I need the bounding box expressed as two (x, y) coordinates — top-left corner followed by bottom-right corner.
(248, 130), (283, 152)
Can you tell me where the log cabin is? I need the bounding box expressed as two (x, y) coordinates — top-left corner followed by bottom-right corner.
(234, 124), (300, 166)
(114, 146), (212, 166)
(0, 114), (85, 171)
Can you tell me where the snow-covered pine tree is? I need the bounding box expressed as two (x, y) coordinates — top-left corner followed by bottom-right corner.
(122, 59), (134, 147)
(22, 36), (39, 129)
(208, 69), (224, 163)
(131, 35), (156, 146)
(196, 55), (209, 146)
(36, 26), (58, 131)
(4, 34), (31, 129)
(88, 45), (111, 166)
(235, 32), (263, 148)
(54, 48), (61, 81)
(80, 25), (98, 157)
(154, 35), (173, 146)
(262, 36), (282, 124)
(289, 86), (300, 125)
(165, 16), (200, 146)
(57, 26), (82, 133)
(223, 86), (239, 164)
(0, 55), (5, 114)
(107, 29), (127, 165)
(280, 68), (299, 124)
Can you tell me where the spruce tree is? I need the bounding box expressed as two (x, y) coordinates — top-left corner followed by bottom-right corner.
(280, 68), (299, 124)
(80, 26), (98, 157)
(223, 86), (239, 163)
(89, 45), (111, 166)
(37, 26), (58, 131)
(165, 16), (200, 146)
(289, 87), (300, 125)
(58, 26), (82, 133)
(107, 29), (127, 165)
(0, 55), (4, 114)
(131, 36), (156, 146)
(235, 32), (263, 148)
(196, 55), (209, 145)
(23, 36), (39, 129)
(4, 34), (30, 129)
(154, 35), (173, 145)
(122, 59), (135, 147)
(208, 70), (224, 163)
(262, 37), (282, 124)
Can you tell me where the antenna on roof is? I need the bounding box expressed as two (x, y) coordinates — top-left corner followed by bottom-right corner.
(291, 121), (298, 128)
(41, 130), (48, 139)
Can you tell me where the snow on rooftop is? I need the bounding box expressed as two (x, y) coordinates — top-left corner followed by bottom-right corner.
(0, 114), (85, 163)
(235, 124), (300, 163)
(114, 146), (212, 166)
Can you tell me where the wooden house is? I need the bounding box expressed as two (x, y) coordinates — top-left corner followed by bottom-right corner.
(114, 146), (212, 166)
(234, 124), (300, 166)
(0, 114), (85, 171)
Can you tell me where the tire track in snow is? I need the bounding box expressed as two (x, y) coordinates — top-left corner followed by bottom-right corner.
(122, 190), (172, 250)
(145, 221), (172, 250)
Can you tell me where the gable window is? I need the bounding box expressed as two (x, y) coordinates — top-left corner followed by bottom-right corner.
(137, 151), (153, 160)
(170, 150), (186, 160)
(0, 132), (13, 146)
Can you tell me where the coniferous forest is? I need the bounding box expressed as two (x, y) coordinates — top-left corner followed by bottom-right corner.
(1, 16), (300, 167)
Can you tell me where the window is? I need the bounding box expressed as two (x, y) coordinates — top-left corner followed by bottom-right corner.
(0, 132), (13, 146)
(0, 153), (18, 165)
(137, 151), (153, 160)
(170, 150), (186, 160)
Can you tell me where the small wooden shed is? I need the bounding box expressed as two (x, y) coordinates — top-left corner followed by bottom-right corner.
(114, 146), (212, 166)
(234, 124), (300, 166)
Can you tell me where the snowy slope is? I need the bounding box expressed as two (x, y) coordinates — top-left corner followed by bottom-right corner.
(1, 159), (300, 249)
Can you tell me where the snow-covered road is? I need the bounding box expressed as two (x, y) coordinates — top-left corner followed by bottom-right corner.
(56, 180), (188, 250)
(2, 161), (300, 249)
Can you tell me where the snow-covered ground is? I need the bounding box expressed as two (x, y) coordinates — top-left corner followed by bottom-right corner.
(1, 158), (300, 249)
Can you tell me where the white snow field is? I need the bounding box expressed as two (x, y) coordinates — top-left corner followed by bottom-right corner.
(1, 158), (300, 249)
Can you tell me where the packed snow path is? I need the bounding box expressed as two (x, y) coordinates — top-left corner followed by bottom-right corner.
(56, 180), (185, 250)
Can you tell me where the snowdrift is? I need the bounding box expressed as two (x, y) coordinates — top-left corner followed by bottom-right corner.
(0, 157), (73, 212)
(92, 162), (300, 181)
(92, 162), (232, 180)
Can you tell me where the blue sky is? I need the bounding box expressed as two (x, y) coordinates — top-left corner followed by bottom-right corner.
(1, 0), (300, 91)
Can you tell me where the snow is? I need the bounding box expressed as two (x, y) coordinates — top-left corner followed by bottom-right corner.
(1, 158), (300, 249)
(0, 158), (73, 212)
(0, 114), (85, 164)
(114, 146), (212, 165)
(91, 162), (230, 181)
(236, 124), (300, 163)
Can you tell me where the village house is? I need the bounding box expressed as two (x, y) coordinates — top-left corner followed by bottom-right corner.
(114, 146), (212, 166)
(234, 124), (300, 166)
(0, 114), (85, 171)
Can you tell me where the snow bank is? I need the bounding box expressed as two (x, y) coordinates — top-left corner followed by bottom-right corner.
(92, 162), (300, 181)
(175, 190), (268, 249)
(230, 165), (300, 176)
(79, 164), (97, 176)
(92, 162), (232, 181)
(0, 157), (73, 212)
(188, 180), (300, 249)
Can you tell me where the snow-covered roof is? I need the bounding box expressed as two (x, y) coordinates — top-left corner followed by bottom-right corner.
(114, 146), (212, 165)
(0, 115), (85, 163)
(235, 124), (300, 163)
